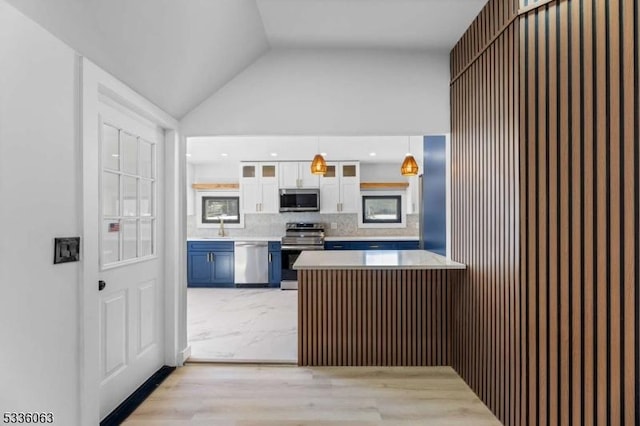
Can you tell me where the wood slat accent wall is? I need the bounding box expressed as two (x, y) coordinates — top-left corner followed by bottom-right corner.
(519, 1), (638, 424)
(298, 270), (452, 366)
(450, 0), (519, 80)
(450, 17), (520, 425)
(450, 0), (639, 425)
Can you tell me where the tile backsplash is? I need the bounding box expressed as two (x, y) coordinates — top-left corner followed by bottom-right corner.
(187, 213), (419, 239)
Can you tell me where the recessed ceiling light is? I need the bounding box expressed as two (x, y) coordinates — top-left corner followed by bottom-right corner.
(369, 152), (377, 156)
(270, 152), (278, 157)
(111, 154), (120, 158)
(221, 153), (228, 157)
(320, 152), (327, 157)
(185, 153), (192, 157)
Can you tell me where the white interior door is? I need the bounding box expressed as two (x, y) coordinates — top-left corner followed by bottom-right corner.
(97, 101), (165, 419)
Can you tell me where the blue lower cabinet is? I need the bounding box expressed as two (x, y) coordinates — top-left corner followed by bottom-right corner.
(324, 241), (349, 250)
(187, 241), (234, 287)
(325, 240), (419, 251)
(395, 241), (420, 250)
(187, 251), (213, 285)
(210, 251), (234, 286)
(268, 241), (281, 288)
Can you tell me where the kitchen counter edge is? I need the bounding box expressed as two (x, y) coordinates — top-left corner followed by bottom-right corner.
(294, 249), (466, 270)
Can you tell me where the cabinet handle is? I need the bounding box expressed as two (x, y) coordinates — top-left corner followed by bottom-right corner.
(334, 245), (343, 248)
(211, 253), (215, 262)
(268, 253), (272, 262)
(370, 245), (380, 248)
(207, 253), (211, 262)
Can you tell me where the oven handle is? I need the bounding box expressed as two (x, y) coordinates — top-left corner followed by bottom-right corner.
(281, 245), (325, 251)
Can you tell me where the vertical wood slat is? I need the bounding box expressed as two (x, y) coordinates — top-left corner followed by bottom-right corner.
(451, 15), (520, 423)
(451, 0), (638, 424)
(297, 270), (452, 366)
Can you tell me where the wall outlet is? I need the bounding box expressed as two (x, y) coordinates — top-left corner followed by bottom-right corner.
(331, 222), (338, 229)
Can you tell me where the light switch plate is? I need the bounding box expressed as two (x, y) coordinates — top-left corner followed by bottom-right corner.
(54, 237), (80, 264)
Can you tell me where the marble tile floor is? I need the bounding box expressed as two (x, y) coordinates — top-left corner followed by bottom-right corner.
(123, 365), (502, 425)
(187, 288), (298, 363)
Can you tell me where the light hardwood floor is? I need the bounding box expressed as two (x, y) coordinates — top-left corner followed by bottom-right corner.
(123, 364), (502, 425)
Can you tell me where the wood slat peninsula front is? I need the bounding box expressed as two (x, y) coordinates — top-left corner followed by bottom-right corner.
(294, 250), (465, 367)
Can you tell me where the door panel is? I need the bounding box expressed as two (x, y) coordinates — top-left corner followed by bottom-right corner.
(298, 161), (319, 188)
(137, 281), (155, 354)
(279, 162), (299, 188)
(339, 162), (360, 213)
(241, 182), (260, 213)
(97, 102), (164, 420)
(188, 252), (212, 284)
(340, 181), (360, 213)
(261, 182), (279, 213)
(102, 291), (127, 378)
(211, 252), (234, 284)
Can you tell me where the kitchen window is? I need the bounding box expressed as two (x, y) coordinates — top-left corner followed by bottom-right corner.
(202, 196), (240, 224)
(362, 195), (402, 224)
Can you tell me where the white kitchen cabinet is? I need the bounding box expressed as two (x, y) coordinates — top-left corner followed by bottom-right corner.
(240, 162), (279, 213)
(320, 161), (360, 213)
(406, 175), (421, 214)
(279, 161), (319, 188)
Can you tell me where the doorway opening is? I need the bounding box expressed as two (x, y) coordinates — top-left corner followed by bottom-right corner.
(184, 135), (424, 363)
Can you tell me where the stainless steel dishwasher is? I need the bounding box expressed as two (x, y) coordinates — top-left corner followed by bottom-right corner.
(234, 241), (269, 286)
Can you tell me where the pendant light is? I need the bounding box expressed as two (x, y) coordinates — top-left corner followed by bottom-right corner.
(310, 136), (327, 175)
(400, 136), (419, 176)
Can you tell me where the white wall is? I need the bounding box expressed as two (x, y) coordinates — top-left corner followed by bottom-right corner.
(194, 163), (239, 183)
(361, 162), (409, 182)
(0, 1), (80, 423)
(181, 48), (450, 136)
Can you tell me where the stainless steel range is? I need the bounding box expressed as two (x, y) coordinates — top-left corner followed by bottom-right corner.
(280, 222), (325, 290)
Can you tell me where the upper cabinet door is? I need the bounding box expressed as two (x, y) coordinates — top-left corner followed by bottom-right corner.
(241, 162), (278, 213)
(297, 161), (320, 188)
(259, 163), (278, 182)
(339, 162), (360, 213)
(320, 163), (340, 213)
(278, 162), (300, 188)
(278, 162), (319, 188)
(319, 161), (360, 213)
(240, 163), (259, 182)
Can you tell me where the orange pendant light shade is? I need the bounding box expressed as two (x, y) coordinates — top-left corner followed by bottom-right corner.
(401, 154), (419, 176)
(310, 154), (328, 175)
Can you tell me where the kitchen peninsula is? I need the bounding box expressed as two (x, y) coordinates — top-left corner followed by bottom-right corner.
(294, 250), (465, 367)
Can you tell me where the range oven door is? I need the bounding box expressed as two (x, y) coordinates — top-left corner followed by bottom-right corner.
(281, 245), (323, 282)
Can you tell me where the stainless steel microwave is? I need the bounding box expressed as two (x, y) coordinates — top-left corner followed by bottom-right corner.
(279, 188), (320, 212)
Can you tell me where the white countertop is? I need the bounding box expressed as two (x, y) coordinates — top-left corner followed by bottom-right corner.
(188, 236), (418, 242)
(187, 236), (279, 242)
(324, 236), (418, 241)
(293, 250), (466, 270)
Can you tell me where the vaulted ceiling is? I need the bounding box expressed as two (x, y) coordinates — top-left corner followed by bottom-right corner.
(5, 0), (486, 119)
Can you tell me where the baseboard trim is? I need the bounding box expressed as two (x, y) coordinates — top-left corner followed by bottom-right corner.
(100, 365), (175, 426)
(186, 357), (297, 365)
(180, 345), (192, 365)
